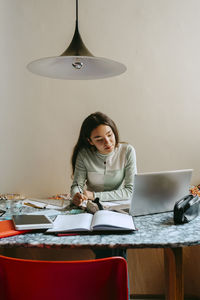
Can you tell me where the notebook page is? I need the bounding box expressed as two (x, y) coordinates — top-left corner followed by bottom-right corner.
(47, 213), (93, 232)
(91, 210), (135, 231)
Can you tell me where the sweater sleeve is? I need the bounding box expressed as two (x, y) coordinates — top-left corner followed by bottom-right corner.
(94, 145), (137, 202)
(70, 152), (87, 197)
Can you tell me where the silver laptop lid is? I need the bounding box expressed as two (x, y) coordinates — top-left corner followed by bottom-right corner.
(130, 169), (193, 216)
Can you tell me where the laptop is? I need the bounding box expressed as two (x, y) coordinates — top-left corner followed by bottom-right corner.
(129, 169), (193, 216)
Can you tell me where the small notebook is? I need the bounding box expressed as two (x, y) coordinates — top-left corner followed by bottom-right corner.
(0, 220), (30, 238)
(46, 210), (136, 233)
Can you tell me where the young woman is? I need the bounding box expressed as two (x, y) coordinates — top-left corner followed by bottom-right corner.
(71, 112), (137, 208)
(71, 112), (136, 300)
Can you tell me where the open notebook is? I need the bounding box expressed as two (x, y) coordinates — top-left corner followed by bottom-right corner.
(46, 210), (136, 233)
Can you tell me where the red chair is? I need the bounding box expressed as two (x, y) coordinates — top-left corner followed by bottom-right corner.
(0, 254), (129, 300)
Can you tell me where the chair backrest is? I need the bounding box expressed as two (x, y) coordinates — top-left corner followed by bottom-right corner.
(0, 254), (128, 300)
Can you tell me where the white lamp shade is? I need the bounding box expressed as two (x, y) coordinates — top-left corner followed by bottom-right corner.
(27, 56), (127, 80)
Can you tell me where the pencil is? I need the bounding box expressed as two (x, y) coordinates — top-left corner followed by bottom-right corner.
(76, 182), (82, 194)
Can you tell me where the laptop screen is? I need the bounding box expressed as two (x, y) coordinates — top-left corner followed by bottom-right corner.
(130, 169), (193, 216)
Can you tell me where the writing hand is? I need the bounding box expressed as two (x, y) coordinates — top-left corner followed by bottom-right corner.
(72, 193), (88, 207)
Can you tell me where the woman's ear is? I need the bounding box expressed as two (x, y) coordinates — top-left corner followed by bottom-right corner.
(88, 138), (94, 146)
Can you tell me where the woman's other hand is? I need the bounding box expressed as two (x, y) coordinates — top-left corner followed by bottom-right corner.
(72, 193), (88, 206)
(83, 190), (94, 200)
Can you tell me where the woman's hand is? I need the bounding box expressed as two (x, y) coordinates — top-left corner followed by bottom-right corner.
(83, 190), (94, 200)
(72, 193), (88, 207)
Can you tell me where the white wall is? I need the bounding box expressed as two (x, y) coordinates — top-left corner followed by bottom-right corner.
(1, 0), (200, 197)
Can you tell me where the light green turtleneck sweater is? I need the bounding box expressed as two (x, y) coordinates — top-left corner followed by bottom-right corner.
(70, 143), (137, 202)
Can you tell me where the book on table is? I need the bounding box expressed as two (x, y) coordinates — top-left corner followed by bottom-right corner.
(0, 220), (31, 238)
(46, 210), (136, 233)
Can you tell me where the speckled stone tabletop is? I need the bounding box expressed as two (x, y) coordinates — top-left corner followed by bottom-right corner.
(1, 210), (200, 249)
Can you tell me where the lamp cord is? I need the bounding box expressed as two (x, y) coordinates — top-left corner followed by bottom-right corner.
(76, 0), (78, 25)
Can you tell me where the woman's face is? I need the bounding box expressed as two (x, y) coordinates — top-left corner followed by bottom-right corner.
(89, 125), (116, 154)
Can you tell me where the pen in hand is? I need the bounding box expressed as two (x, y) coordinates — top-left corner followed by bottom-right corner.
(76, 182), (82, 194)
(74, 182), (86, 207)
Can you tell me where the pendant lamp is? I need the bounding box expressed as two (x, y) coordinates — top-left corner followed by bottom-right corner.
(27, 0), (126, 80)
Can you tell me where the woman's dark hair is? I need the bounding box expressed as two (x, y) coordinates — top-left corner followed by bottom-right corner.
(71, 112), (119, 175)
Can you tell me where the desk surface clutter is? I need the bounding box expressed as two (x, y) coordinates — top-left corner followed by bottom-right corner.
(0, 209), (200, 249)
(1, 193), (198, 300)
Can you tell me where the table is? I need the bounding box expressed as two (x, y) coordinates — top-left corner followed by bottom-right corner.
(1, 211), (200, 300)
